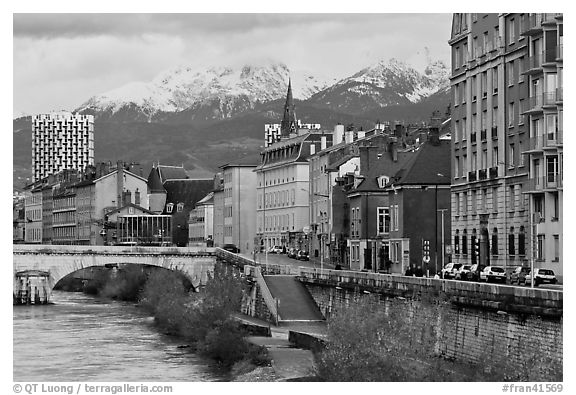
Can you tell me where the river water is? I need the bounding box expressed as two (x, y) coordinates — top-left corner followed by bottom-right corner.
(13, 291), (229, 382)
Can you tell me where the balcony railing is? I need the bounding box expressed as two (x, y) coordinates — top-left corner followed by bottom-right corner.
(543, 91), (557, 107)
(521, 14), (543, 35)
(527, 95), (543, 112)
(489, 167), (498, 179)
(526, 53), (543, 73)
(556, 87), (563, 102)
(468, 171), (477, 182)
(527, 176), (563, 191)
(478, 169), (487, 180)
(528, 134), (562, 151)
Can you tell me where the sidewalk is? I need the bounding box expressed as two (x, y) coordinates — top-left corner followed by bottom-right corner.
(233, 313), (326, 381)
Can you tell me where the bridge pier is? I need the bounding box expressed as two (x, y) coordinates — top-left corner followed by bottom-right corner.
(14, 271), (51, 305)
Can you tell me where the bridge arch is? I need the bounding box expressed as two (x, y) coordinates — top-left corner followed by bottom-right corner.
(13, 245), (216, 304)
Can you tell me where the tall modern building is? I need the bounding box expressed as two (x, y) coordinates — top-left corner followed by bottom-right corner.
(32, 111), (94, 182)
(449, 13), (562, 279)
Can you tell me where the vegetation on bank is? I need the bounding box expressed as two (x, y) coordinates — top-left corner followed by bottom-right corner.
(315, 297), (562, 382)
(66, 263), (270, 372)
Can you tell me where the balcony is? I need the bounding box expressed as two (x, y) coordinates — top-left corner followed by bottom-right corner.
(543, 91), (557, 107)
(528, 134), (562, 151)
(478, 169), (487, 180)
(491, 126), (498, 139)
(521, 14), (543, 36)
(525, 53), (543, 75)
(526, 176), (563, 192)
(489, 167), (498, 179)
(468, 171), (477, 182)
(526, 95), (543, 114)
(556, 87), (563, 103)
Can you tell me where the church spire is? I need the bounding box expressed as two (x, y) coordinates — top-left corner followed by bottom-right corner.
(280, 78), (297, 136)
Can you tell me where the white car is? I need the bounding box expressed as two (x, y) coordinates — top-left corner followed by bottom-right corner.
(525, 268), (557, 286)
(268, 246), (283, 254)
(480, 266), (507, 283)
(455, 264), (472, 280)
(441, 263), (462, 279)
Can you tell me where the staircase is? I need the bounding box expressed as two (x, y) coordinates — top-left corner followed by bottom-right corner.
(262, 275), (324, 322)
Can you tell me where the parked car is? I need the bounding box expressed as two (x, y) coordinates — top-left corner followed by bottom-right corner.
(296, 250), (309, 261)
(480, 266), (507, 283)
(222, 243), (240, 253)
(511, 266), (531, 285)
(525, 268), (557, 286)
(455, 264), (472, 280)
(465, 264), (486, 282)
(287, 248), (297, 259)
(441, 263), (462, 279)
(268, 246), (283, 254)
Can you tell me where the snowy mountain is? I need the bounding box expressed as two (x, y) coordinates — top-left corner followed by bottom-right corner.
(77, 62), (335, 121)
(307, 58), (449, 115)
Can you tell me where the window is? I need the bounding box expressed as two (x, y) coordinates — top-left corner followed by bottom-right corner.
(455, 193), (460, 215)
(509, 227), (516, 255)
(492, 147), (499, 167)
(508, 18), (516, 44)
(545, 114), (558, 141)
(509, 185), (516, 210)
(508, 102), (515, 127)
(553, 192), (559, 219)
(166, 203), (174, 213)
(471, 190), (477, 214)
(481, 72), (487, 97)
(547, 155), (559, 183)
(481, 111), (487, 132)
(509, 144), (515, 167)
(177, 202), (184, 212)
(491, 228), (499, 255)
(492, 67), (498, 93)
(455, 155), (460, 178)
(472, 76), (477, 101)
(519, 99), (525, 125)
(394, 205), (399, 231)
(462, 192), (468, 215)
(462, 118), (467, 140)
(471, 151), (477, 172)
(518, 58), (525, 82)
(508, 62), (515, 85)
(377, 207), (390, 234)
(537, 235), (545, 260)
(518, 226), (526, 255)
(454, 120), (460, 142)
(553, 235), (560, 261)
(533, 195), (544, 220)
(462, 230), (468, 255)
(481, 188), (487, 212)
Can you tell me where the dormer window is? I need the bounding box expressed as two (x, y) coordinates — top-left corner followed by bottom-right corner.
(377, 175), (390, 189)
(177, 202), (184, 212)
(166, 203), (174, 213)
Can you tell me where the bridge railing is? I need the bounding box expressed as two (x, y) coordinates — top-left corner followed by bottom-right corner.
(247, 265), (280, 325)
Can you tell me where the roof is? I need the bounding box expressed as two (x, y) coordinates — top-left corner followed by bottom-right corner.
(391, 140), (451, 186)
(157, 165), (188, 182)
(163, 179), (214, 214)
(219, 154), (260, 168)
(104, 203), (156, 217)
(195, 192), (214, 206)
(147, 167), (165, 193)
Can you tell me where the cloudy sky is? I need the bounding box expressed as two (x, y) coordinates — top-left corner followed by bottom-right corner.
(13, 13), (452, 116)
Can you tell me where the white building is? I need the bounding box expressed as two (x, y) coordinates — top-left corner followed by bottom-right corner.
(32, 111), (94, 182)
(188, 192), (214, 246)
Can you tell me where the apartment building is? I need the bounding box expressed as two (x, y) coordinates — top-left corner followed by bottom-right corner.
(449, 13), (562, 279)
(220, 157), (258, 253)
(32, 111), (94, 182)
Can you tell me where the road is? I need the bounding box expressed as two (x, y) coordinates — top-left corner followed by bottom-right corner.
(239, 252), (335, 271)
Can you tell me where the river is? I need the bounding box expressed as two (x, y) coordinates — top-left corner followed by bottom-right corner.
(13, 291), (230, 382)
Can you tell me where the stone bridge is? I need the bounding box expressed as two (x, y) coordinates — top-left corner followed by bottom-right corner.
(13, 244), (217, 304)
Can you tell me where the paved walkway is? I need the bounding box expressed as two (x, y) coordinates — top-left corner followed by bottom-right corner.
(233, 313), (327, 381)
(264, 275), (324, 321)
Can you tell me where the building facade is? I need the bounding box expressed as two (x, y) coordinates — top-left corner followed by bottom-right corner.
(220, 159), (258, 253)
(32, 111), (94, 182)
(189, 192), (214, 246)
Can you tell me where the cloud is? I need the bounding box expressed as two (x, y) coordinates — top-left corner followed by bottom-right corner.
(13, 13), (452, 114)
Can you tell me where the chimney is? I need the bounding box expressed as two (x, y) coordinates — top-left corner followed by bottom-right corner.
(123, 190), (132, 206)
(333, 124), (344, 146)
(390, 142), (398, 162)
(357, 131), (366, 140)
(321, 135), (327, 150)
(310, 144), (316, 156)
(345, 131), (354, 144)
